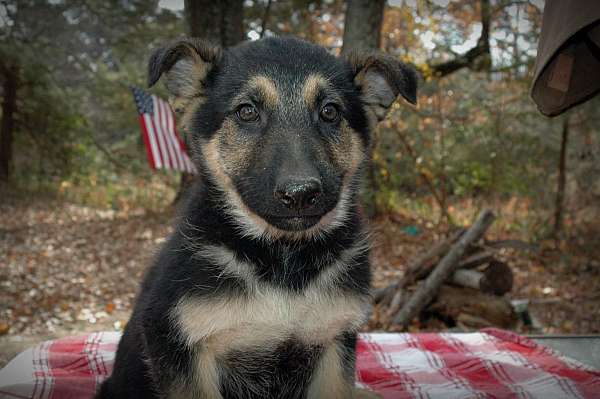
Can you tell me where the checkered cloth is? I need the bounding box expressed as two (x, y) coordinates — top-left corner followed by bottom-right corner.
(1, 329), (598, 398)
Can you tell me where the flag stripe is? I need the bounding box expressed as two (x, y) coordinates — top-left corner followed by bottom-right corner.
(143, 114), (163, 168)
(163, 100), (184, 171)
(154, 97), (169, 169)
(131, 86), (196, 173)
(138, 116), (156, 169)
(152, 97), (171, 169)
(157, 96), (178, 170)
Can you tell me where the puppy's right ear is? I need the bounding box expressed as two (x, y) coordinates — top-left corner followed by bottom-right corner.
(148, 38), (222, 112)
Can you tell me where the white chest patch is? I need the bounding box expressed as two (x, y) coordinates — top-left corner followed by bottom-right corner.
(172, 243), (370, 354)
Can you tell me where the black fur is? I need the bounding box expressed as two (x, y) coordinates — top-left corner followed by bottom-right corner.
(98, 36), (417, 399)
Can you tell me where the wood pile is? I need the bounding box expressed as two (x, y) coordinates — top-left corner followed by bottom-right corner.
(374, 209), (519, 330)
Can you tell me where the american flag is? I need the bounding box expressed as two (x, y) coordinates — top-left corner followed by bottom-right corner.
(131, 86), (196, 173)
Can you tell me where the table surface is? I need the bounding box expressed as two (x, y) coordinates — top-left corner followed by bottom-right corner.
(530, 335), (600, 369)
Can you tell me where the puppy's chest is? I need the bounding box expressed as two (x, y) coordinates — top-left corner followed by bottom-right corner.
(174, 286), (368, 354)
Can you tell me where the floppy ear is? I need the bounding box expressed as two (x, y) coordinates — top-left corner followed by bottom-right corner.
(346, 51), (418, 121)
(148, 37), (222, 113)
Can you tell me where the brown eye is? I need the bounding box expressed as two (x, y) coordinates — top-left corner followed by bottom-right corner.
(237, 104), (259, 122)
(319, 104), (339, 122)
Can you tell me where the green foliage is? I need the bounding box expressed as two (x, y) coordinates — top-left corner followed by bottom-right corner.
(453, 161), (492, 196)
(1, 0), (184, 208)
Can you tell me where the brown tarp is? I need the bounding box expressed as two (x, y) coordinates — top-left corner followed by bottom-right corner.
(531, 0), (600, 117)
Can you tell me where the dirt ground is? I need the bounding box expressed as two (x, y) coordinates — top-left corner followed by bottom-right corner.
(1, 193), (599, 365)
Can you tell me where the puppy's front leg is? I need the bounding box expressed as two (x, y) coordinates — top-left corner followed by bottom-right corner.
(307, 341), (382, 399)
(306, 344), (353, 399)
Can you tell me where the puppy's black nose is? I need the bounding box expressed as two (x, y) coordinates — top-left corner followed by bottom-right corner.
(275, 179), (322, 211)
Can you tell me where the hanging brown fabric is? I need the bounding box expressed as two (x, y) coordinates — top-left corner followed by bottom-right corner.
(531, 0), (600, 117)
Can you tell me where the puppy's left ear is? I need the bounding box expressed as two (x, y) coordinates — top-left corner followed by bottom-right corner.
(346, 51), (418, 121)
(147, 37), (222, 114)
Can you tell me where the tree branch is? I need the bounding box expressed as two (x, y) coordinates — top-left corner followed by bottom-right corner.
(259, 0), (272, 38)
(429, 0), (491, 78)
(89, 134), (128, 170)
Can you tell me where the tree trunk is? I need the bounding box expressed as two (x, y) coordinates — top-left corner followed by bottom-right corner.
(341, 0), (385, 215)
(0, 65), (18, 182)
(175, 0), (244, 204)
(553, 115), (570, 236)
(341, 0), (385, 54)
(184, 0), (244, 46)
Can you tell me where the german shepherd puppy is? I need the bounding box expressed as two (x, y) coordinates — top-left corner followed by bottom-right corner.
(98, 36), (416, 399)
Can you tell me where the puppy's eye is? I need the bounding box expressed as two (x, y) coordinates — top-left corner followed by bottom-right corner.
(236, 104), (259, 122)
(319, 104), (339, 123)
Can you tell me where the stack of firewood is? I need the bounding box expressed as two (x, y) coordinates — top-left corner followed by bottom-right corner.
(374, 210), (519, 330)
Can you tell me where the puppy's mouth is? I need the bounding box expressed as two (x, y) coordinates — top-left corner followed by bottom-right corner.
(262, 213), (324, 231)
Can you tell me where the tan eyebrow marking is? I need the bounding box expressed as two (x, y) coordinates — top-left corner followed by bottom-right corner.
(241, 75), (279, 108)
(302, 73), (330, 108)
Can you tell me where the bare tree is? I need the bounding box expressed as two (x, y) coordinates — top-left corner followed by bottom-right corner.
(340, 0), (386, 215)
(174, 0), (245, 202)
(0, 62), (18, 182)
(341, 0), (385, 54)
(553, 115), (570, 236)
(184, 0), (244, 46)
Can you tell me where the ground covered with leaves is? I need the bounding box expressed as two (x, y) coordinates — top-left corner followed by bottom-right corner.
(369, 213), (600, 334)
(1, 193), (599, 364)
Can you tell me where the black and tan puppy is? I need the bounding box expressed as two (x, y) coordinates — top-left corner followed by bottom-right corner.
(98, 36), (416, 399)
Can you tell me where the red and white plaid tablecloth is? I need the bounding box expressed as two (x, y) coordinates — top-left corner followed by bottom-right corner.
(1, 329), (598, 398)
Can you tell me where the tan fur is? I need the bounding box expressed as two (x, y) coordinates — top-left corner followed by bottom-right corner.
(330, 121), (366, 175)
(212, 119), (255, 176)
(233, 75), (279, 109)
(177, 96), (206, 134)
(306, 344), (352, 399)
(302, 73), (328, 108)
(167, 380), (195, 399)
(175, 290), (367, 354)
(195, 348), (223, 399)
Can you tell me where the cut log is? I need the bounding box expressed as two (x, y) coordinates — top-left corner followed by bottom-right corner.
(429, 285), (518, 329)
(451, 269), (484, 290)
(391, 209), (496, 328)
(374, 229), (464, 304)
(480, 260), (513, 295)
(450, 260), (513, 295)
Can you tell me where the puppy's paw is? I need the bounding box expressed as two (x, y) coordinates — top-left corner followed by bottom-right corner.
(353, 387), (383, 399)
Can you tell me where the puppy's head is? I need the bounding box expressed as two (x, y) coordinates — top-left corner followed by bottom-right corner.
(149, 37), (417, 240)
